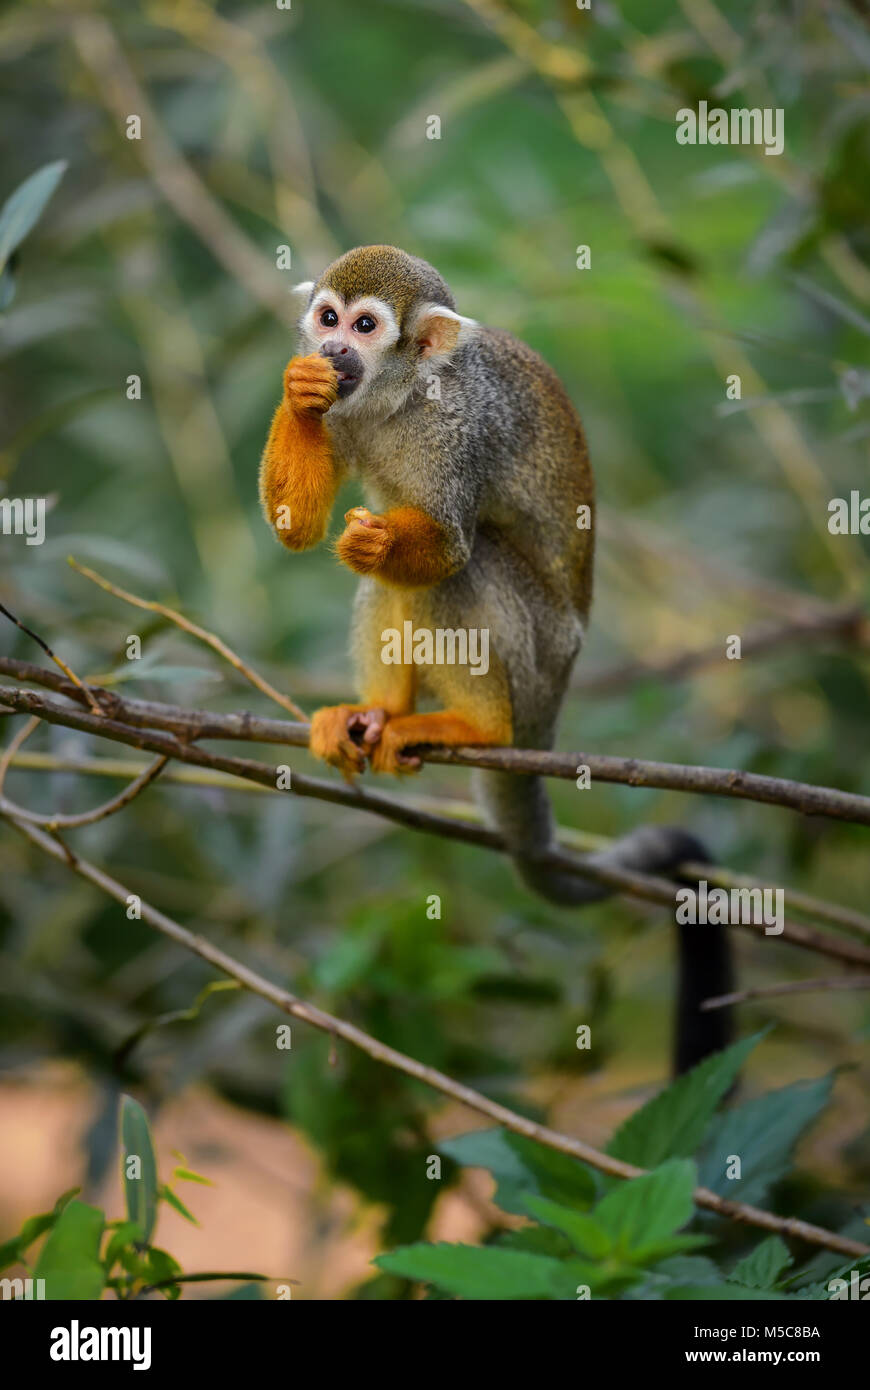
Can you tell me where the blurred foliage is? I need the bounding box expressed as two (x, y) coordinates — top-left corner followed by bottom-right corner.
(1, 1094), (268, 1299)
(379, 1036), (870, 1300)
(0, 0), (869, 1296)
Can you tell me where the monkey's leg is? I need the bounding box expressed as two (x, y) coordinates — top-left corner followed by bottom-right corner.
(309, 585), (416, 778)
(369, 706), (512, 776)
(259, 355), (341, 551)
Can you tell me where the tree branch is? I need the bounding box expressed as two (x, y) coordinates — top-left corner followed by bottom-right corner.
(703, 976), (870, 1011)
(68, 558), (308, 722)
(3, 657), (870, 826)
(0, 755), (168, 831)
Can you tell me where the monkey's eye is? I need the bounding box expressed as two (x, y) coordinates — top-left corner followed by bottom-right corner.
(353, 314), (377, 334)
(319, 307), (339, 328)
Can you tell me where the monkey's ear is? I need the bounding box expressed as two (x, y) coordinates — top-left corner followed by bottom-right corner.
(412, 303), (476, 359)
(291, 280), (315, 301)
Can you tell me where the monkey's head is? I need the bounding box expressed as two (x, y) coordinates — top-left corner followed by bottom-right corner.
(293, 245), (476, 417)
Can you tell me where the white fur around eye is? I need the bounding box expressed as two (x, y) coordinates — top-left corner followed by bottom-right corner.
(302, 292), (342, 335)
(346, 296), (400, 347)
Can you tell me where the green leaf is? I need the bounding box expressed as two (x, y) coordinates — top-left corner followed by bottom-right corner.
(120, 1094), (159, 1245)
(504, 1133), (598, 1207)
(608, 1031), (766, 1168)
(0, 161), (67, 271)
(593, 1159), (697, 1261)
(313, 927), (384, 992)
(160, 1184), (199, 1226)
(0, 1188), (79, 1272)
(33, 1201), (105, 1300)
(626, 1254), (724, 1298)
(664, 1283), (790, 1300)
(375, 1243), (579, 1299)
(522, 1194), (612, 1259)
(103, 1221), (143, 1274)
(439, 1127), (596, 1216)
(140, 1246), (183, 1300)
(172, 1168), (212, 1186)
(730, 1236), (793, 1289)
(697, 1073), (834, 1206)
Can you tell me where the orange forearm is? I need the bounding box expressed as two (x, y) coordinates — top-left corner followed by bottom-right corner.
(258, 356), (340, 551)
(336, 505), (459, 587)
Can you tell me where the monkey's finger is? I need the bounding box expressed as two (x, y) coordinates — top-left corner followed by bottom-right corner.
(289, 368), (338, 390)
(343, 507), (382, 528)
(293, 392), (336, 413)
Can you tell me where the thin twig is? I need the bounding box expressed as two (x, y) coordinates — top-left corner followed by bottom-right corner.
(576, 607), (869, 695)
(5, 810), (866, 1262)
(68, 558), (307, 721)
(703, 976), (870, 1011)
(0, 602), (103, 716)
(0, 715), (40, 796)
(0, 755), (168, 831)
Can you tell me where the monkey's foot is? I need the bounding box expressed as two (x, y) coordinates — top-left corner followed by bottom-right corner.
(284, 354), (338, 417)
(347, 706), (388, 748)
(368, 720), (423, 775)
(309, 703), (374, 779)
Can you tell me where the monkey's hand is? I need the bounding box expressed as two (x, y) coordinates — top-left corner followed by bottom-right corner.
(283, 353), (338, 417)
(259, 356), (341, 551)
(336, 506), (457, 587)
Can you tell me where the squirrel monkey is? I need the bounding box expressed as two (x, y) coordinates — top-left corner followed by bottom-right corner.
(260, 245), (732, 1072)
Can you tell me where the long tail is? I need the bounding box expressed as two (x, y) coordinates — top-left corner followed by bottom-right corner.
(473, 769), (733, 1073)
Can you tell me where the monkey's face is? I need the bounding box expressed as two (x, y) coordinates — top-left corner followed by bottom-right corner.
(296, 287), (401, 409)
(293, 248), (476, 419)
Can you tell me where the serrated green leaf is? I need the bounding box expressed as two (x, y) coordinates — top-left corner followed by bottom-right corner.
(504, 1133), (598, 1206)
(608, 1032), (765, 1168)
(664, 1283), (790, 1300)
(697, 1073), (834, 1206)
(120, 1094), (158, 1245)
(522, 1194), (612, 1259)
(593, 1159), (697, 1261)
(375, 1243), (578, 1300)
(33, 1200), (105, 1300)
(439, 1127), (595, 1216)
(0, 161), (67, 270)
(730, 1236), (793, 1289)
